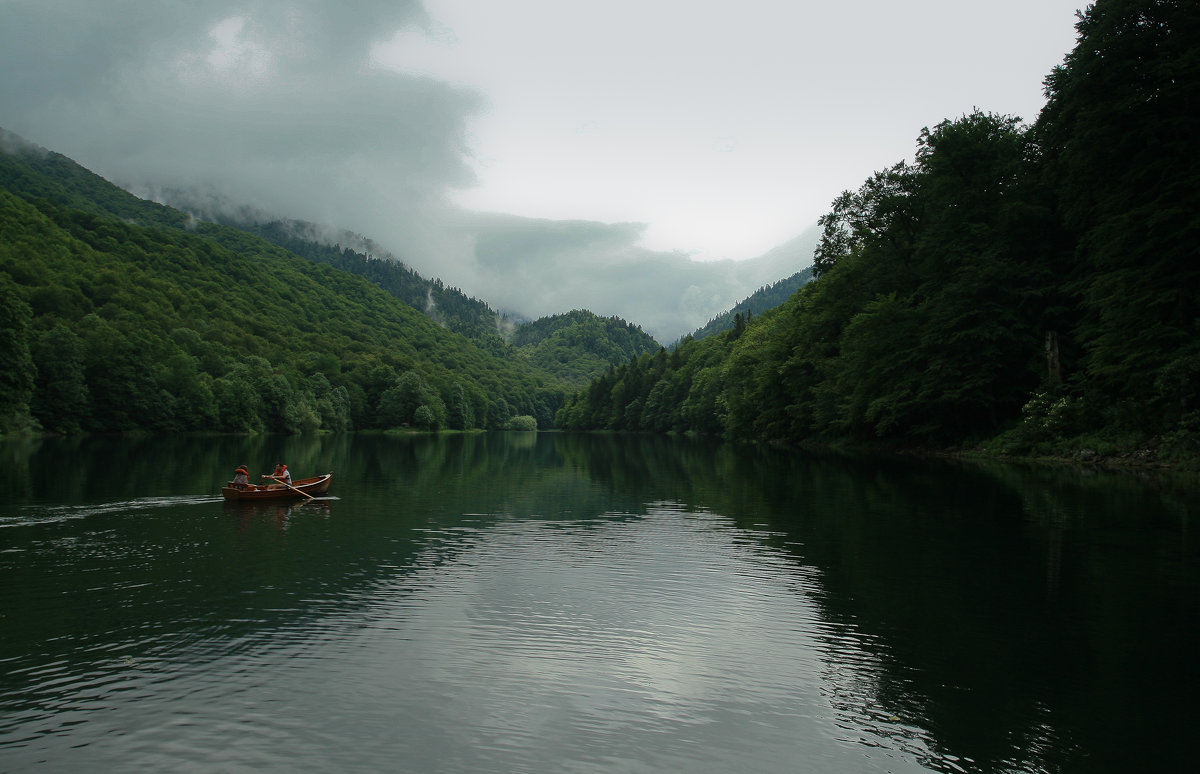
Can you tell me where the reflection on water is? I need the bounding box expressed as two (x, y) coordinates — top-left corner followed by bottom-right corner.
(1, 434), (1198, 773)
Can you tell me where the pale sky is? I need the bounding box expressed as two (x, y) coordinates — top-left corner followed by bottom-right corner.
(374, 0), (1083, 261)
(1, 0), (1084, 341)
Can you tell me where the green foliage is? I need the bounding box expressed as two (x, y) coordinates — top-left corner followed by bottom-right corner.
(503, 415), (539, 431)
(511, 309), (660, 384)
(1037, 0), (1200, 427)
(378, 370), (446, 430)
(30, 324), (89, 433)
(234, 221), (656, 386)
(447, 382), (475, 430)
(0, 141), (568, 436)
(238, 220), (517, 356)
(0, 272), (37, 434)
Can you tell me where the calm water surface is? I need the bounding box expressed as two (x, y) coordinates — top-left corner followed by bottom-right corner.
(1, 433), (1197, 773)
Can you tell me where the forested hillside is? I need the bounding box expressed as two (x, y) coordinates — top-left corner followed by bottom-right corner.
(0, 140), (568, 435)
(237, 223), (661, 377)
(0, 134), (659, 408)
(560, 0), (1200, 465)
(510, 310), (660, 384)
(232, 219), (517, 355)
(686, 268), (814, 342)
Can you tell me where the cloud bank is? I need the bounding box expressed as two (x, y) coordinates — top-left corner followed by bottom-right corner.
(454, 214), (818, 341)
(1, 0), (817, 342)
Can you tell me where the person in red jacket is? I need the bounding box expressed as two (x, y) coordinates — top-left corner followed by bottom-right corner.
(263, 462), (291, 487)
(231, 465), (255, 490)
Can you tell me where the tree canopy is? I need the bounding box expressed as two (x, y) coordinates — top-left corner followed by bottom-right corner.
(0, 149), (563, 434)
(561, 0), (1200, 463)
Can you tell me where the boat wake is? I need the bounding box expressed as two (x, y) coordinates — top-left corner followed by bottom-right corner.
(1, 495), (223, 528)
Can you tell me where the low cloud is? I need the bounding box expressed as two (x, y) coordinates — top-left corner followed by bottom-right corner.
(2, 1), (475, 249)
(1, 0), (814, 343)
(440, 214), (817, 342)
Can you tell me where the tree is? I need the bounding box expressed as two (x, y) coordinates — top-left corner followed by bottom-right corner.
(448, 382), (475, 430)
(213, 373), (262, 432)
(378, 370), (446, 430)
(413, 404), (440, 431)
(0, 274), (37, 432)
(503, 415), (538, 431)
(487, 397), (513, 430)
(31, 324), (90, 433)
(1037, 0), (1200, 429)
(813, 162), (918, 280)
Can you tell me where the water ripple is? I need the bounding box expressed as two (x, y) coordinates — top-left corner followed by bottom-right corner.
(1, 495), (221, 528)
(2, 500), (946, 772)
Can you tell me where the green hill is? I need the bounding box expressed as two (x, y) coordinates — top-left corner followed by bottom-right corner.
(0, 133), (565, 434)
(686, 268), (814, 343)
(510, 309), (661, 385)
(0, 129), (189, 230)
(219, 216), (657, 384)
(229, 219), (518, 356)
(155, 199), (660, 384)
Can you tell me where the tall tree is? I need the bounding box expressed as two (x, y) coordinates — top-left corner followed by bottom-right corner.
(1037, 0), (1200, 428)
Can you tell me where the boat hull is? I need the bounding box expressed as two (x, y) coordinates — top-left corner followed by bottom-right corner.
(221, 473), (333, 501)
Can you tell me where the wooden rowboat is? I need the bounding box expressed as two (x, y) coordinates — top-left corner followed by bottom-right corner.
(221, 473), (333, 501)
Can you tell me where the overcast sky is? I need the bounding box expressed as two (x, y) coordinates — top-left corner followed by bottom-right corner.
(1, 0), (1083, 341)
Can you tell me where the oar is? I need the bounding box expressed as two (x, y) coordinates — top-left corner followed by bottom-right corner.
(266, 475), (314, 500)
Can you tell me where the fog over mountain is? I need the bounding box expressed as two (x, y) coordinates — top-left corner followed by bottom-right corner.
(1, 0), (1079, 341)
(157, 186), (819, 342)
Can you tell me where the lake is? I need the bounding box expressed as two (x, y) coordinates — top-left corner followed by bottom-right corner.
(1, 433), (1197, 773)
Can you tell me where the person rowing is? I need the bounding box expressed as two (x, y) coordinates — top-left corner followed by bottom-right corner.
(262, 462), (292, 487)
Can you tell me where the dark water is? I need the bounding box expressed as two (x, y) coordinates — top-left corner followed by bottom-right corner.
(1, 433), (1197, 773)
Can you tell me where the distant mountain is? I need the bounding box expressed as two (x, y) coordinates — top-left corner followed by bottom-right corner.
(511, 310), (661, 384)
(155, 191), (663, 377)
(745, 227), (820, 285)
(685, 267), (814, 342)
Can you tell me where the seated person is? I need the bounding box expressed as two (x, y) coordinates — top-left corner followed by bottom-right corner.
(231, 465), (254, 490)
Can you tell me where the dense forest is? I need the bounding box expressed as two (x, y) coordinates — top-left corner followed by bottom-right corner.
(231, 219), (661, 376)
(212, 218), (663, 379)
(227, 219), (518, 355)
(0, 146), (570, 435)
(560, 0), (1200, 465)
(0, 127), (671, 437)
(509, 310), (662, 384)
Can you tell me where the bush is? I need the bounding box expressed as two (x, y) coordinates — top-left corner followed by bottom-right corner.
(503, 415), (538, 431)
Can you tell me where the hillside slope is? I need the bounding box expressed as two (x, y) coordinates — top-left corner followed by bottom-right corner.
(686, 268), (814, 342)
(510, 309), (661, 384)
(0, 134), (565, 434)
